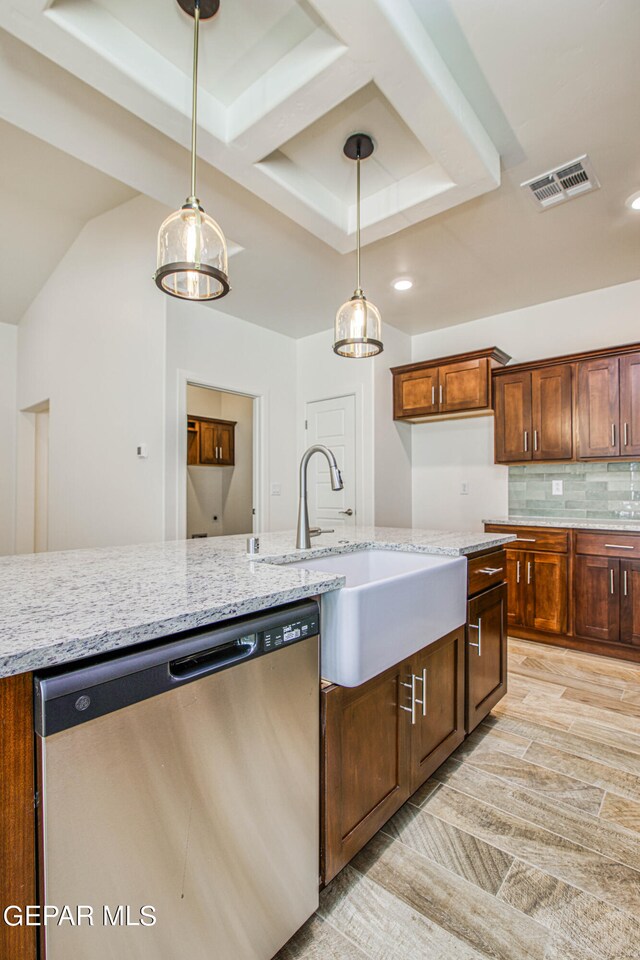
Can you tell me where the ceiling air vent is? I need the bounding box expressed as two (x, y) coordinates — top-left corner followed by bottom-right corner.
(521, 155), (600, 210)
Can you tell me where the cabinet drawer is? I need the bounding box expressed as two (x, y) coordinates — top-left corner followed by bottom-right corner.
(485, 525), (568, 553)
(468, 550), (506, 596)
(575, 532), (640, 559)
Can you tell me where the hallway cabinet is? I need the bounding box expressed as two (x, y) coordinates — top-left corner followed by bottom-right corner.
(187, 416), (236, 466)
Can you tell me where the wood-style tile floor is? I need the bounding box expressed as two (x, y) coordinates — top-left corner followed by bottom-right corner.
(276, 639), (640, 960)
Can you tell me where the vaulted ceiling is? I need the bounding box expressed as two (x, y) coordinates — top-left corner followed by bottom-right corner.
(0, 0), (638, 335)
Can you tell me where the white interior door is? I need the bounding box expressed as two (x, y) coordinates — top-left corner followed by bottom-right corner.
(305, 395), (356, 531)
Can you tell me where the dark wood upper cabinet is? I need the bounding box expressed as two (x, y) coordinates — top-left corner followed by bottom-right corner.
(531, 364), (573, 460)
(494, 371), (532, 462)
(577, 357), (620, 458)
(619, 352), (640, 457)
(189, 416), (236, 466)
(439, 357), (489, 414)
(393, 365), (439, 419)
(392, 347), (510, 422)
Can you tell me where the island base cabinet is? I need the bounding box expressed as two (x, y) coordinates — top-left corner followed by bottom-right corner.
(321, 628), (464, 885)
(466, 584), (508, 734)
(409, 631), (465, 792)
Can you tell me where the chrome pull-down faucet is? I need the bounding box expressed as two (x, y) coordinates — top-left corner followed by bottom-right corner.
(296, 445), (344, 549)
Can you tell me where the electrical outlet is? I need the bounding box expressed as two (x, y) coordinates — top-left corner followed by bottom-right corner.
(460, 481), (469, 496)
(552, 480), (563, 496)
(270, 483), (281, 496)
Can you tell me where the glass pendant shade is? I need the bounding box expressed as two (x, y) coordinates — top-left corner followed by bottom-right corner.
(155, 201), (229, 300)
(334, 291), (383, 358)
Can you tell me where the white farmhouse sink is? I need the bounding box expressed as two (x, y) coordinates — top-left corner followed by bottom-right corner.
(286, 549), (466, 687)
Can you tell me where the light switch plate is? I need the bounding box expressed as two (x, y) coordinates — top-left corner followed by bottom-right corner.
(552, 480), (563, 495)
(271, 483), (281, 496)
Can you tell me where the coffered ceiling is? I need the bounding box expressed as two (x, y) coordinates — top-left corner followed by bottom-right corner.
(0, 0), (499, 252)
(0, 0), (638, 336)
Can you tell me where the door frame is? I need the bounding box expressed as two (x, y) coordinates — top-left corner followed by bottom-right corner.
(175, 370), (264, 540)
(303, 389), (368, 528)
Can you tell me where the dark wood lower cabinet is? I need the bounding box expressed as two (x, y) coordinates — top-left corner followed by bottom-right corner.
(321, 627), (465, 884)
(466, 583), (508, 734)
(0, 674), (37, 960)
(505, 549), (567, 636)
(409, 632), (465, 792)
(621, 560), (640, 646)
(574, 555), (619, 643)
(321, 661), (411, 885)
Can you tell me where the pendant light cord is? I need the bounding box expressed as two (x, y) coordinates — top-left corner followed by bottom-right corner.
(356, 146), (361, 293)
(189, 0), (201, 201)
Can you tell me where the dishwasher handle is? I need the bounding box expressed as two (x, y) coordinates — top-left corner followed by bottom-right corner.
(170, 636), (257, 680)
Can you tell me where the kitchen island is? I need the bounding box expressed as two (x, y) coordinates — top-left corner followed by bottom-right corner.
(0, 525), (514, 960)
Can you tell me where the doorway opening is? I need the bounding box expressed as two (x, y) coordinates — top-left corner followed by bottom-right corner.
(186, 384), (254, 539)
(16, 399), (50, 554)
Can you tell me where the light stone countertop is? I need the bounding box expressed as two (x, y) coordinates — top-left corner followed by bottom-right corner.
(484, 516), (640, 532)
(0, 526), (514, 679)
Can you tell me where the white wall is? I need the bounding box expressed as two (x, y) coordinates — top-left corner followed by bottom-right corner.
(0, 323), (17, 555)
(165, 301), (298, 538)
(296, 323), (413, 528)
(411, 279), (640, 531)
(16, 195), (167, 550)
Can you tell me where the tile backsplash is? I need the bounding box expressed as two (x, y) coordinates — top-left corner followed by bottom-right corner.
(509, 462), (640, 521)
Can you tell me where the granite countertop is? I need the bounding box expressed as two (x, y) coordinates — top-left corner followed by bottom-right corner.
(0, 526), (514, 679)
(484, 516), (640, 532)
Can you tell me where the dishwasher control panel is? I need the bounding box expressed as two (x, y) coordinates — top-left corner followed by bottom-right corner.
(261, 612), (319, 652)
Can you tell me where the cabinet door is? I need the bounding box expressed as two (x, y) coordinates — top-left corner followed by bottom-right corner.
(321, 663), (412, 884)
(215, 422), (235, 465)
(409, 629), (465, 793)
(394, 367), (439, 418)
(574, 555), (620, 642)
(528, 552), (568, 635)
(198, 421), (217, 464)
(621, 560), (640, 646)
(577, 357), (620, 458)
(466, 584), (507, 733)
(439, 358), (489, 414)
(531, 364), (573, 460)
(619, 353), (640, 457)
(506, 550), (527, 628)
(494, 372), (532, 462)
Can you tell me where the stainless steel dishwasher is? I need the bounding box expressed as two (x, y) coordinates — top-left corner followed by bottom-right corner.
(34, 601), (320, 960)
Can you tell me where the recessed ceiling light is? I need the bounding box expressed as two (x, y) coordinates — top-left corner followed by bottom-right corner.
(626, 191), (640, 211)
(393, 278), (413, 291)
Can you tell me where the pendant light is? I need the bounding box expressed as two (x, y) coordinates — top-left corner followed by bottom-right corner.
(333, 134), (383, 358)
(155, 0), (230, 301)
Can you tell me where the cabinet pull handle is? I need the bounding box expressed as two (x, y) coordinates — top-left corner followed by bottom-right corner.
(516, 560), (521, 583)
(612, 423), (616, 447)
(439, 384), (444, 404)
(515, 537), (536, 542)
(400, 675), (417, 725)
(534, 429), (538, 452)
(604, 543), (634, 550)
(479, 567), (504, 575)
(527, 561), (532, 585)
(624, 422), (629, 447)
(624, 569), (629, 597)
(468, 618), (482, 656)
(431, 385), (435, 405)
(610, 568), (615, 595)
(414, 668), (427, 716)
(524, 430), (528, 452)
